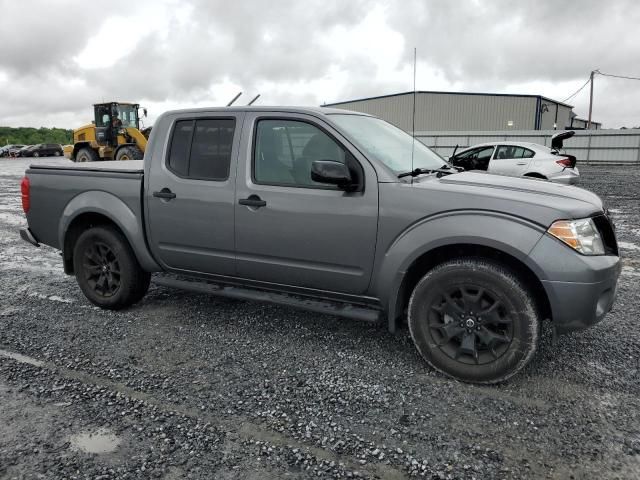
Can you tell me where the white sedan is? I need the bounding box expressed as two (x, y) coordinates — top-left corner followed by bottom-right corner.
(449, 131), (579, 185)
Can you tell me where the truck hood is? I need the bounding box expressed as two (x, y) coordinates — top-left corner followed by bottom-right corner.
(409, 171), (603, 226)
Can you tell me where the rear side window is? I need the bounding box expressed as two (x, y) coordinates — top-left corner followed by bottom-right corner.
(495, 145), (535, 159)
(167, 118), (235, 180)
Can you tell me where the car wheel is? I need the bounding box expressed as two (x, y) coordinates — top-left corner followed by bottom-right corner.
(73, 225), (151, 309)
(54, 151), (61, 156)
(115, 145), (144, 161)
(34, 152), (39, 157)
(76, 147), (99, 162)
(408, 257), (540, 384)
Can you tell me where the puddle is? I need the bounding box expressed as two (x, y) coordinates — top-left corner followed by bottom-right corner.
(0, 348), (45, 367)
(70, 428), (121, 454)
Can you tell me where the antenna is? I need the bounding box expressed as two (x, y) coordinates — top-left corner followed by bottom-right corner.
(247, 94), (261, 106)
(227, 92), (242, 106)
(410, 47), (417, 184)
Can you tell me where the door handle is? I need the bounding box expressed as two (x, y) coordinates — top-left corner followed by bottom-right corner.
(516, 162), (527, 165)
(238, 195), (267, 208)
(153, 188), (176, 199)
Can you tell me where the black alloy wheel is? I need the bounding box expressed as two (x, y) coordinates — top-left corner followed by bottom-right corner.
(82, 241), (121, 298)
(73, 225), (150, 309)
(408, 258), (540, 384)
(428, 285), (513, 365)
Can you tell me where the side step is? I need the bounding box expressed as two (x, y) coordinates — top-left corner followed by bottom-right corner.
(153, 276), (382, 324)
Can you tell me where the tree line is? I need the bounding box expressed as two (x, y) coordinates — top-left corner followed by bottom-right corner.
(0, 127), (73, 146)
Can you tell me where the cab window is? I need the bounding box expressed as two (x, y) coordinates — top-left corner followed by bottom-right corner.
(167, 118), (236, 181)
(253, 119), (360, 188)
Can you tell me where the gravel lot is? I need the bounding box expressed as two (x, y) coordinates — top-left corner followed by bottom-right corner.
(1, 157), (639, 479)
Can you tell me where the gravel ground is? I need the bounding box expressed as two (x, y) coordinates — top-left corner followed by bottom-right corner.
(0, 157), (639, 479)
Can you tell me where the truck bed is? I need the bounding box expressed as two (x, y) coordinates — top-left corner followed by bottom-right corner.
(25, 161), (144, 251)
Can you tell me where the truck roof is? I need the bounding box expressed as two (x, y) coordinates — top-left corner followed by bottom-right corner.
(162, 106), (370, 116)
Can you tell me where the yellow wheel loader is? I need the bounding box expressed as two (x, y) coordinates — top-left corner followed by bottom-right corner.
(67, 102), (151, 162)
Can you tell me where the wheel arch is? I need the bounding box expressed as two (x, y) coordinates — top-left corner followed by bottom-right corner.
(389, 243), (551, 333)
(59, 192), (160, 274)
(375, 212), (551, 333)
(72, 142), (93, 160)
(523, 172), (547, 179)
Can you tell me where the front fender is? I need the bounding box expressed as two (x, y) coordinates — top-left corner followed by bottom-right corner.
(59, 191), (160, 272)
(374, 211), (548, 329)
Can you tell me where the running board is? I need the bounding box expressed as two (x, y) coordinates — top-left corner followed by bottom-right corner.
(153, 276), (382, 324)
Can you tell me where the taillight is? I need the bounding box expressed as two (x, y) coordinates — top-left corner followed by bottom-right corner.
(555, 155), (577, 168)
(21, 176), (30, 213)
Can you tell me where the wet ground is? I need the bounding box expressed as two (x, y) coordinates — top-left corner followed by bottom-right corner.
(0, 157), (639, 479)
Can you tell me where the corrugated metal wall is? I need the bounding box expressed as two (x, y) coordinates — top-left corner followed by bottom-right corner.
(416, 129), (640, 164)
(328, 93), (562, 131)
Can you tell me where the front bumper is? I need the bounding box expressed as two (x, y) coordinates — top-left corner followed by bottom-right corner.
(529, 233), (621, 334)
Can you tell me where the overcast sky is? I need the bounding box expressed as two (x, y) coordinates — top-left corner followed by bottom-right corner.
(1, 0), (639, 129)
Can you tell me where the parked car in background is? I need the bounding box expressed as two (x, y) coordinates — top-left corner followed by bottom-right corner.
(6, 145), (27, 158)
(19, 143), (64, 157)
(1, 145), (25, 157)
(449, 131), (579, 184)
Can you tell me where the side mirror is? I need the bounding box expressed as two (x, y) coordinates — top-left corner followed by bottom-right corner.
(311, 160), (352, 188)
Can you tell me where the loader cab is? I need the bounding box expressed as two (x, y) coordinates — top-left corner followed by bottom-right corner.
(93, 102), (141, 146)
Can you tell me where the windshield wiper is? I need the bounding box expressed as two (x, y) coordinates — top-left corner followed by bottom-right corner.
(397, 165), (462, 178)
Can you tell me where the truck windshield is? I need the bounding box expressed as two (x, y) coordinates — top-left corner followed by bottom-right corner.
(330, 114), (447, 173)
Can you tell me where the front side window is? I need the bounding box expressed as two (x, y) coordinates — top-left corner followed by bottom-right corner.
(254, 119), (347, 187)
(167, 118), (235, 180)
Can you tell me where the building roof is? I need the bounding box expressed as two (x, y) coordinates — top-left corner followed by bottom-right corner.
(323, 90), (574, 109)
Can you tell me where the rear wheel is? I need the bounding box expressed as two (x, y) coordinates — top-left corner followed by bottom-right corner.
(33, 152), (39, 157)
(408, 258), (540, 384)
(115, 146), (143, 161)
(73, 226), (150, 309)
(54, 151), (61, 157)
(76, 147), (99, 163)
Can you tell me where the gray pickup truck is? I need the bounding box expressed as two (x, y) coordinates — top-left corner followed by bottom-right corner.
(19, 106), (621, 383)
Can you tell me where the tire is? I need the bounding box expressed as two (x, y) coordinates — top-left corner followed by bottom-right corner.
(73, 226), (151, 310)
(76, 147), (99, 163)
(115, 146), (143, 161)
(54, 151), (61, 157)
(408, 258), (540, 384)
(34, 151), (40, 157)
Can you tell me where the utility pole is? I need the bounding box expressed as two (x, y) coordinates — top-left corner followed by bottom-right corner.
(587, 70), (595, 130)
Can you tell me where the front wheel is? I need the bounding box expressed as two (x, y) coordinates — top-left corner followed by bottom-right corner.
(73, 226), (150, 309)
(408, 258), (540, 384)
(33, 152), (39, 157)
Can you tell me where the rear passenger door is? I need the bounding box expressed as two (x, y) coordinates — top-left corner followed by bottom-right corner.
(146, 113), (243, 276)
(489, 145), (535, 177)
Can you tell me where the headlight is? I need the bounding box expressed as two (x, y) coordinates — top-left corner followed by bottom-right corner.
(547, 218), (604, 255)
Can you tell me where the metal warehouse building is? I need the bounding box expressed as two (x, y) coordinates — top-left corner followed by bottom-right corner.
(323, 91), (575, 132)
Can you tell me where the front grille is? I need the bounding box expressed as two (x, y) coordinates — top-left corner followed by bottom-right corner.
(593, 214), (618, 255)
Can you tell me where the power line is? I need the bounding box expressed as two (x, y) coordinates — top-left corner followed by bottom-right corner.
(597, 71), (640, 81)
(562, 76), (591, 103)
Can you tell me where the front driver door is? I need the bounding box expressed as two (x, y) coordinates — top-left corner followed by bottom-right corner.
(234, 113), (379, 295)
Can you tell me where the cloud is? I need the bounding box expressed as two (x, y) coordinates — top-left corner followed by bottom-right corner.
(0, 0), (639, 128)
